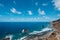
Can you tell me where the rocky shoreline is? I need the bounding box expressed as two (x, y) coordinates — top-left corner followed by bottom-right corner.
(2, 19), (60, 40)
(21, 19), (60, 40)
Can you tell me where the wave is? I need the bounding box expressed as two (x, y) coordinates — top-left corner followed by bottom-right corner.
(4, 27), (53, 40)
(29, 27), (52, 34)
(5, 35), (13, 40)
(19, 27), (53, 40)
(19, 36), (27, 40)
(4, 34), (27, 40)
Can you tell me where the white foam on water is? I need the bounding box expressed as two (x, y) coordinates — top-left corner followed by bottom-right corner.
(22, 29), (25, 33)
(3, 27), (52, 40)
(29, 27), (52, 34)
(41, 27), (52, 32)
(5, 35), (13, 40)
(19, 27), (53, 40)
(17, 36), (27, 40)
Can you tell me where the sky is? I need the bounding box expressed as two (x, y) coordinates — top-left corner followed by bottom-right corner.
(0, 0), (60, 22)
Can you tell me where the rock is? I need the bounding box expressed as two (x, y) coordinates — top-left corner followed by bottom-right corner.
(3, 38), (10, 40)
(51, 19), (60, 32)
(46, 31), (58, 40)
(22, 28), (28, 33)
(21, 19), (60, 40)
(49, 19), (60, 40)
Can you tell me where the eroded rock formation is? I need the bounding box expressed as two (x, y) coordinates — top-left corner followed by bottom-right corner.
(49, 19), (60, 40)
(24, 19), (60, 40)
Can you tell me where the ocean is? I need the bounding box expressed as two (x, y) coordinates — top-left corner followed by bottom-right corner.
(0, 22), (52, 40)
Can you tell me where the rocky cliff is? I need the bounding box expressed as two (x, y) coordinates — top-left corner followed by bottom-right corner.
(47, 19), (60, 40)
(20, 19), (60, 40)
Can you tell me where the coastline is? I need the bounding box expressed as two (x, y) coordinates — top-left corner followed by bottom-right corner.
(20, 27), (53, 40)
(1, 19), (60, 40)
(20, 19), (60, 40)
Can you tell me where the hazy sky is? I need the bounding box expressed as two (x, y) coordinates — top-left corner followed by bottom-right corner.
(0, 0), (60, 22)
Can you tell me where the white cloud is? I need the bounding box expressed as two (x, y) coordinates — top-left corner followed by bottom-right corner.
(10, 8), (16, 13)
(42, 3), (47, 6)
(53, 0), (60, 10)
(28, 10), (32, 15)
(43, 16), (50, 19)
(38, 8), (45, 15)
(16, 11), (21, 14)
(10, 8), (22, 14)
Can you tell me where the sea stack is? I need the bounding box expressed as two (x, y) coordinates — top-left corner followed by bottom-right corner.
(21, 19), (60, 40)
(22, 28), (28, 33)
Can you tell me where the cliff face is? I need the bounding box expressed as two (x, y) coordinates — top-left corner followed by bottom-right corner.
(21, 19), (60, 40)
(46, 31), (58, 40)
(41, 19), (60, 40)
(51, 19), (60, 32)
(48, 19), (60, 40)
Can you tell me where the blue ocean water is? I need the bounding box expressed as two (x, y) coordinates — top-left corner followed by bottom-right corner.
(0, 22), (50, 40)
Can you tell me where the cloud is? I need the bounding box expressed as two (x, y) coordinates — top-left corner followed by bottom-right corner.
(0, 3), (4, 7)
(28, 10), (32, 15)
(53, 0), (60, 10)
(10, 8), (22, 14)
(2, 17), (51, 22)
(43, 16), (50, 19)
(38, 8), (45, 15)
(10, 8), (16, 13)
(42, 3), (47, 6)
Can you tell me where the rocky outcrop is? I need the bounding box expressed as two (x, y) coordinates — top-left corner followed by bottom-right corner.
(50, 19), (60, 40)
(22, 28), (28, 33)
(2, 19), (60, 40)
(22, 19), (60, 40)
(46, 31), (58, 40)
(51, 19), (60, 32)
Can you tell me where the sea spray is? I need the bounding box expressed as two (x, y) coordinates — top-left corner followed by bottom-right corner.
(19, 27), (53, 40)
(5, 35), (13, 40)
